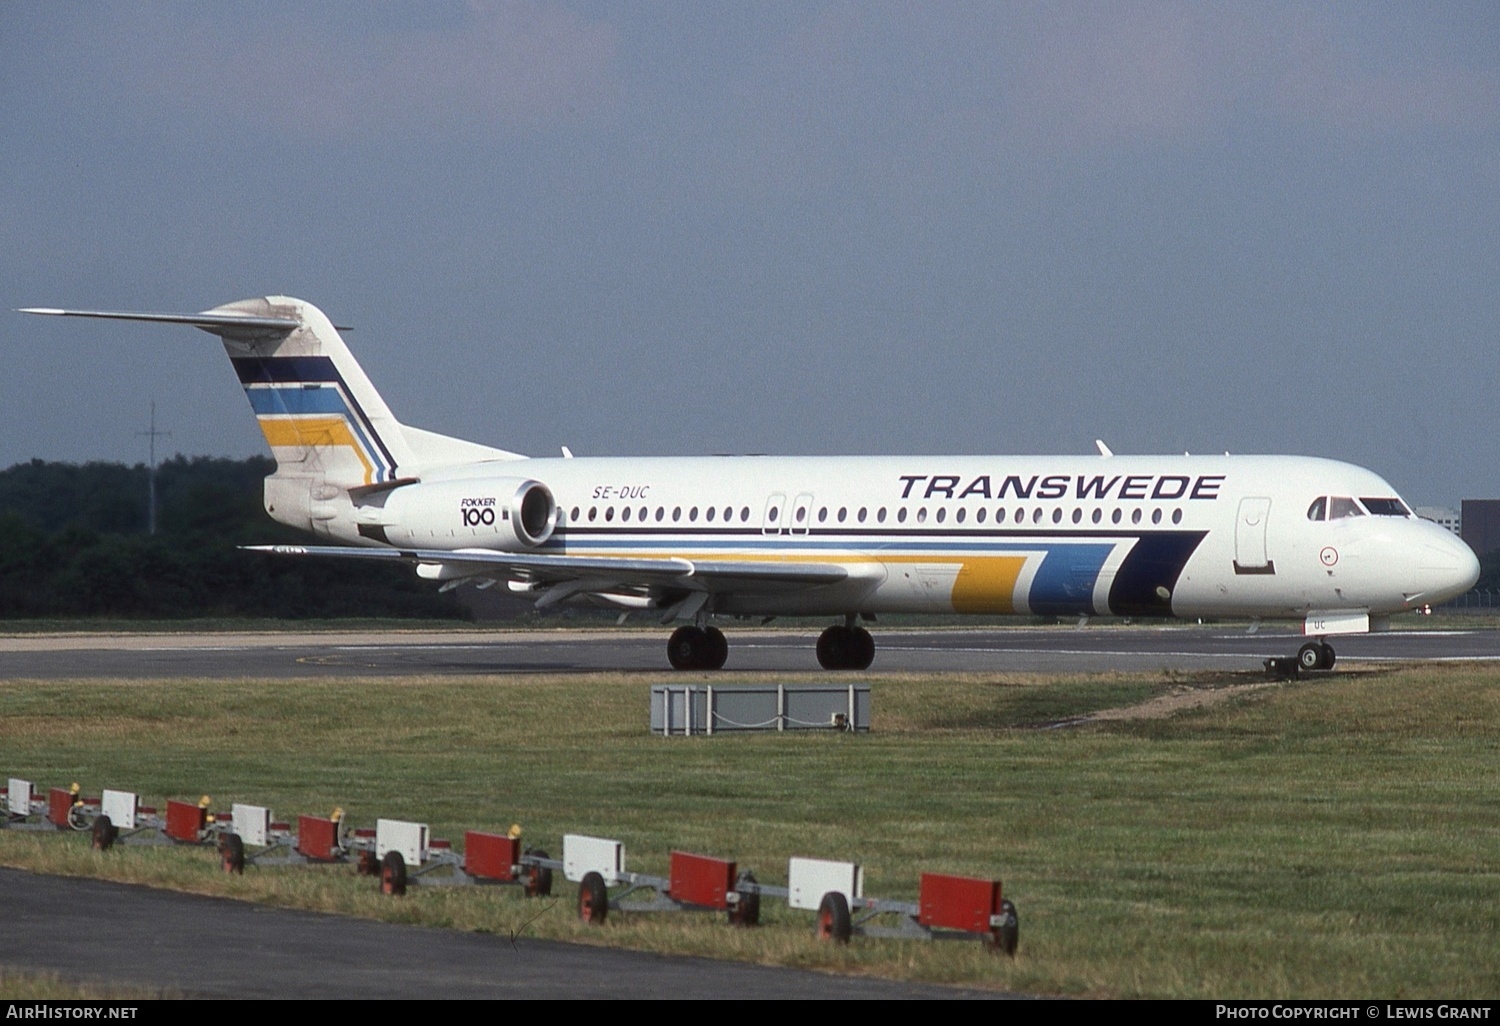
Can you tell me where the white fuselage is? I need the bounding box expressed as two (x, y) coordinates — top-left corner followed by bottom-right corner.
(326, 452), (1478, 622)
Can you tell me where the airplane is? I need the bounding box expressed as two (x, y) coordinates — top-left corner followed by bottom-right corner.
(21, 296), (1480, 674)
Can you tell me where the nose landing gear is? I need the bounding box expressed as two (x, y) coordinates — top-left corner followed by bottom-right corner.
(1267, 641), (1336, 679)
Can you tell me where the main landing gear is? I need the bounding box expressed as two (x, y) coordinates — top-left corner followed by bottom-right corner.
(815, 623), (875, 670)
(666, 625), (728, 670)
(663, 618), (877, 671)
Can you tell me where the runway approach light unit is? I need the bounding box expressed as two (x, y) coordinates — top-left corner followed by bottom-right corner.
(22, 297), (1480, 673)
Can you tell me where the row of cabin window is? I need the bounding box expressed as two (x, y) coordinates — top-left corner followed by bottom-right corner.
(563, 504), (1186, 527)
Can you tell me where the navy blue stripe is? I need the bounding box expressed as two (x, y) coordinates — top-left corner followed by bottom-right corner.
(1107, 532), (1208, 616)
(232, 356), (339, 384)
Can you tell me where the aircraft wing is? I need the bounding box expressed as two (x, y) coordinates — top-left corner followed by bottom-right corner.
(242, 545), (851, 595)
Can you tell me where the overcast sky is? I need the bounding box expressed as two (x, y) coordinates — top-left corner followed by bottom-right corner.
(3, 2), (1497, 505)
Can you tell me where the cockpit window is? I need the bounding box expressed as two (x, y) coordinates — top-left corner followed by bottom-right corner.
(1360, 498), (1411, 517)
(1327, 497), (1364, 519)
(1306, 497), (1327, 522)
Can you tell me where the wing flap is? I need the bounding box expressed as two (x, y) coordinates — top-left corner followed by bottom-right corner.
(242, 545), (851, 593)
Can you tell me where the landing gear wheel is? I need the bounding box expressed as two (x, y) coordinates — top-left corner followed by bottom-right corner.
(850, 626), (875, 670)
(578, 871), (609, 925)
(816, 625), (852, 669)
(703, 626), (729, 670)
(987, 898), (1019, 956)
(1320, 643), (1336, 670)
(815, 891), (852, 943)
(667, 626), (707, 670)
(380, 850), (407, 896)
(1297, 642), (1323, 672)
(219, 833), (245, 875)
(818, 625), (875, 670)
(90, 814), (116, 852)
(524, 848), (552, 898)
(728, 870), (760, 927)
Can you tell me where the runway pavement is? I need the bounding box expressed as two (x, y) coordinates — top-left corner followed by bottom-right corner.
(0, 622), (1497, 678)
(0, 868), (1007, 999)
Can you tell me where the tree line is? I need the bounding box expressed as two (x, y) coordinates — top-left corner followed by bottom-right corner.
(0, 457), (467, 620)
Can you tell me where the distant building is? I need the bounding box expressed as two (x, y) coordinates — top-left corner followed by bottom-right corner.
(1461, 500), (1500, 558)
(1415, 506), (1461, 537)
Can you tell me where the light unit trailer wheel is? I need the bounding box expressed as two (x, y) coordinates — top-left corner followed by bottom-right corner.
(578, 871), (609, 925)
(815, 891), (851, 944)
(219, 833), (245, 875)
(91, 814), (117, 852)
(987, 898), (1019, 957)
(524, 848), (553, 898)
(728, 870), (760, 928)
(380, 851), (407, 896)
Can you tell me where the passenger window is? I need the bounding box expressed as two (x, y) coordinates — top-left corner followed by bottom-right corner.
(705, 507), (715, 522)
(741, 507), (750, 522)
(877, 507), (886, 523)
(976, 508), (987, 523)
(1092, 509), (1102, 524)
(1032, 508), (1043, 524)
(656, 507), (665, 522)
(767, 507), (777, 522)
(640, 506), (648, 521)
(690, 507), (699, 521)
(818, 507), (828, 523)
(672, 507), (681, 522)
(917, 508), (928, 523)
(1071, 508), (1082, 524)
(570, 507), (580, 521)
(1131, 509), (1142, 525)
(1151, 509), (1162, 524)
(935, 508), (945, 524)
(1172, 508), (1182, 525)
(898, 508), (907, 523)
(621, 507), (631, 522)
(606, 507), (615, 522)
(1111, 509), (1121, 524)
(837, 507), (847, 522)
(723, 507), (731, 522)
(1051, 508), (1062, 524)
(589, 507), (598, 522)
(956, 508), (966, 524)
(858, 507), (868, 523)
(995, 508), (1006, 524)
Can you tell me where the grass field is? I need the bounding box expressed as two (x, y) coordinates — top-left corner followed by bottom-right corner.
(2, 663), (1498, 998)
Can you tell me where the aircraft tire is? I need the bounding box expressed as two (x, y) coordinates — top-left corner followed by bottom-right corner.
(1320, 643), (1336, 670)
(578, 871), (609, 925)
(850, 627), (875, 670)
(815, 891), (852, 943)
(1297, 642), (1323, 672)
(667, 626), (707, 670)
(703, 626), (729, 670)
(816, 625), (852, 669)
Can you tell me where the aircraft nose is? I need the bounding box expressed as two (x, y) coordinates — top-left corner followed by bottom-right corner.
(1416, 529), (1480, 600)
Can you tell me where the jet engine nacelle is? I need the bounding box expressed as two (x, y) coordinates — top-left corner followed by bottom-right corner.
(375, 477), (557, 551)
